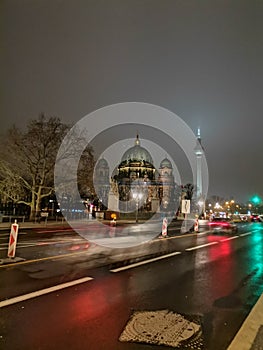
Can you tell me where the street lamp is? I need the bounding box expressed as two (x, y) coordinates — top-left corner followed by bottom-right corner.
(49, 199), (55, 217)
(133, 192), (143, 223)
(214, 202), (221, 209)
(251, 195), (261, 214)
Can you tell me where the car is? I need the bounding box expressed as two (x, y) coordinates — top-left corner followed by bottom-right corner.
(250, 214), (259, 222)
(232, 214), (242, 222)
(208, 217), (238, 233)
(250, 214), (263, 222)
(198, 219), (209, 227)
(240, 214), (249, 222)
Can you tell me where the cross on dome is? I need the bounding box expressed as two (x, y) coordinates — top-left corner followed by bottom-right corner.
(135, 132), (140, 146)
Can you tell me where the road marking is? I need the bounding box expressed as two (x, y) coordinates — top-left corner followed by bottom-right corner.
(220, 236), (239, 242)
(110, 251), (182, 273)
(36, 238), (84, 246)
(155, 230), (210, 241)
(0, 276), (93, 308)
(0, 238), (86, 251)
(0, 234), (12, 239)
(17, 244), (40, 248)
(36, 226), (93, 234)
(240, 232), (252, 237)
(0, 232), (27, 238)
(196, 231), (209, 236)
(0, 243), (37, 250)
(0, 250), (89, 269)
(36, 229), (73, 234)
(185, 242), (218, 251)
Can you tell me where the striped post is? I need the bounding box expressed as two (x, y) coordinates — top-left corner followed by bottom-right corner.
(7, 220), (19, 258)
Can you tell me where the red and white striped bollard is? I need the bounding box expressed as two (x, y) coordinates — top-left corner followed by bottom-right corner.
(8, 220), (19, 258)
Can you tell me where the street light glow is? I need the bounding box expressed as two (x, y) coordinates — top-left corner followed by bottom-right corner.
(251, 195), (261, 205)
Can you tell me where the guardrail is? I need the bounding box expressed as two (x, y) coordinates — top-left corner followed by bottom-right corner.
(0, 215), (26, 223)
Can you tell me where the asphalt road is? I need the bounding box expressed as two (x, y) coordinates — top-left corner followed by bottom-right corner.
(0, 221), (263, 350)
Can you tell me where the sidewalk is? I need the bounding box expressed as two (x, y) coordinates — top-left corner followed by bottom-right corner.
(0, 219), (70, 231)
(0, 217), (184, 231)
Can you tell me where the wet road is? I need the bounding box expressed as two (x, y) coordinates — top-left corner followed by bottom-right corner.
(0, 222), (263, 349)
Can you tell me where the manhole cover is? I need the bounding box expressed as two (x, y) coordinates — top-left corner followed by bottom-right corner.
(119, 309), (203, 348)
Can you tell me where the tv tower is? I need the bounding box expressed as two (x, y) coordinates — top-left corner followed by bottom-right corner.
(194, 128), (204, 200)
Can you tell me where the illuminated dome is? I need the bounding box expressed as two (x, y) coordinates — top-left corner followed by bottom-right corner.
(96, 158), (109, 168)
(114, 135), (175, 211)
(121, 135), (153, 164)
(160, 158), (172, 169)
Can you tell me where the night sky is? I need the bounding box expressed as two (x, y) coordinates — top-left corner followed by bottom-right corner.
(1, 0), (262, 204)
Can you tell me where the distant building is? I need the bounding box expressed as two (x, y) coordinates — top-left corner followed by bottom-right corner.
(112, 134), (176, 212)
(94, 158), (110, 207)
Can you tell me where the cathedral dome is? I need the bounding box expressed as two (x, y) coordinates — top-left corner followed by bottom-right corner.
(121, 135), (153, 164)
(96, 158), (109, 168)
(160, 158), (172, 169)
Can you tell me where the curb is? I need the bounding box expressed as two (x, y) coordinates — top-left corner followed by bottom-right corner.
(227, 293), (263, 350)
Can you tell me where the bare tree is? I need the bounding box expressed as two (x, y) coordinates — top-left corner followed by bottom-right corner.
(181, 183), (195, 200)
(78, 147), (95, 198)
(0, 115), (94, 220)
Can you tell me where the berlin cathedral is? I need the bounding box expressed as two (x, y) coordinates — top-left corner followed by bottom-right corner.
(94, 135), (177, 213)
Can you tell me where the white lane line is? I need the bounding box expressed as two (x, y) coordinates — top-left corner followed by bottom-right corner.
(0, 234), (13, 239)
(110, 251), (182, 273)
(0, 232), (27, 238)
(0, 244), (39, 251)
(0, 276), (94, 308)
(240, 232), (252, 237)
(37, 230), (73, 234)
(185, 242), (218, 251)
(36, 238), (84, 245)
(17, 244), (38, 249)
(220, 236), (239, 242)
(196, 231), (209, 236)
(0, 238), (86, 250)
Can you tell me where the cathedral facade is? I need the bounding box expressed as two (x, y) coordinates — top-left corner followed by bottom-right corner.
(94, 135), (176, 213)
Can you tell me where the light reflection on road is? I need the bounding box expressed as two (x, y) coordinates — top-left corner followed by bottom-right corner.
(191, 234), (236, 309)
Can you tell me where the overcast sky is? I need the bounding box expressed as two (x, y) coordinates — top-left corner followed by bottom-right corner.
(1, 0), (262, 204)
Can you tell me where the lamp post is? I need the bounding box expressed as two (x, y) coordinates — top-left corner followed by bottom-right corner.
(198, 200), (204, 218)
(208, 203), (212, 218)
(133, 192), (142, 223)
(251, 195), (261, 214)
(49, 199), (54, 217)
(230, 200), (235, 215)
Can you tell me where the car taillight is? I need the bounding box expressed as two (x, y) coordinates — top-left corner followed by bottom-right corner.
(209, 221), (231, 227)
